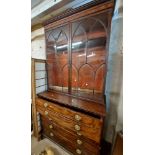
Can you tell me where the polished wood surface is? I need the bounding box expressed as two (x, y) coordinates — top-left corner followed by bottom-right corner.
(36, 97), (103, 143)
(37, 91), (106, 117)
(43, 127), (100, 155)
(41, 116), (100, 155)
(41, 116), (99, 145)
(43, 129), (99, 155)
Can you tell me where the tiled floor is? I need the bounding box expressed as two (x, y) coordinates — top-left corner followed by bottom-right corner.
(31, 136), (72, 155)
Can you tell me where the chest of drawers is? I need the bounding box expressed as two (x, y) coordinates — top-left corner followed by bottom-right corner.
(36, 91), (106, 155)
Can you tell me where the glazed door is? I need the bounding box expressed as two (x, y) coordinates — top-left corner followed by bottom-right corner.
(46, 24), (69, 93)
(45, 9), (112, 101)
(71, 10), (110, 100)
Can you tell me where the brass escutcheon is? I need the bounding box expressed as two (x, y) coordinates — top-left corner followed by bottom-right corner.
(49, 125), (53, 129)
(75, 114), (81, 121)
(44, 103), (48, 107)
(76, 149), (82, 154)
(75, 125), (80, 131)
(77, 139), (82, 145)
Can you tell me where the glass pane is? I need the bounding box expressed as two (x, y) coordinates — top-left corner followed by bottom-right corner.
(62, 64), (69, 92)
(72, 22), (87, 69)
(46, 25), (69, 92)
(71, 65), (78, 94)
(94, 64), (106, 97)
(71, 12), (108, 99)
(87, 18), (106, 70)
(79, 64), (94, 95)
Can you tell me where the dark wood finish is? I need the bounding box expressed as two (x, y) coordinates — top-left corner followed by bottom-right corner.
(112, 132), (123, 155)
(36, 97), (103, 143)
(41, 116), (100, 155)
(43, 129), (99, 155)
(45, 4), (113, 101)
(34, 1), (114, 154)
(37, 91), (106, 117)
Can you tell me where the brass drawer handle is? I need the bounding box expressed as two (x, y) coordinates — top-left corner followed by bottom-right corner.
(75, 114), (81, 121)
(49, 124), (53, 129)
(50, 132), (54, 137)
(45, 111), (48, 115)
(75, 125), (80, 131)
(76, 149), (82, 154)
(44, 103), (48, 107)
(77, 139), (82, 145)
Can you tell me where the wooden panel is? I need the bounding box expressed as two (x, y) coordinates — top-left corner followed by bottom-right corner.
(41, 116), (100, 155)
(36, 97), (103, 143)
(37, 91), (106, 117)
(31, 58), (39, 139)
(36, 97), (102, 127)
(43, 127), (100, 155)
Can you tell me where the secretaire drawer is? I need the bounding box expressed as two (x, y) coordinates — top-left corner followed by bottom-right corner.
(36, 97), (103, 143)
(36, 98), (102, 127)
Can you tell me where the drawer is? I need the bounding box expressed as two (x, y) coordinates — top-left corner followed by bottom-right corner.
(41, 116), (100, 155)
(36, 98), (103, 143)
(43, 127), (100, 155)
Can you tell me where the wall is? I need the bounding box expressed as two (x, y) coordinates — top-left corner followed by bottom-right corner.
(31, 27), (47, 133)
(31, 27), (47, 94)
(31, 27), (46, 59)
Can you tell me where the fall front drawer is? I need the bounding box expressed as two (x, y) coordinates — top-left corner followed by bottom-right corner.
(36, 98), (103, 143)
(41, 116), (100, 155)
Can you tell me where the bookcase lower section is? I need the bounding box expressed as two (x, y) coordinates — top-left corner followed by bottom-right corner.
(40, 115), (101, 155)
(36, 95), (105, 155)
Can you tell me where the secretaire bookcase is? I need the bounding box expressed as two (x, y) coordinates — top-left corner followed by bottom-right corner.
(34, 1), (114, 154)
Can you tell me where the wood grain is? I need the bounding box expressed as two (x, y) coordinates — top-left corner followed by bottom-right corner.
(36, 97), (103, 143)
(41, 116), (100, 154)
(31, 58), (39, 138)
(37, 91), (106, 117)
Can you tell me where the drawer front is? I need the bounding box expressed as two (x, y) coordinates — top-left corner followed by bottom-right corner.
(41, 116), (100, 155)
(43, 126), (100, 155)
(36, 98), (103, 143)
